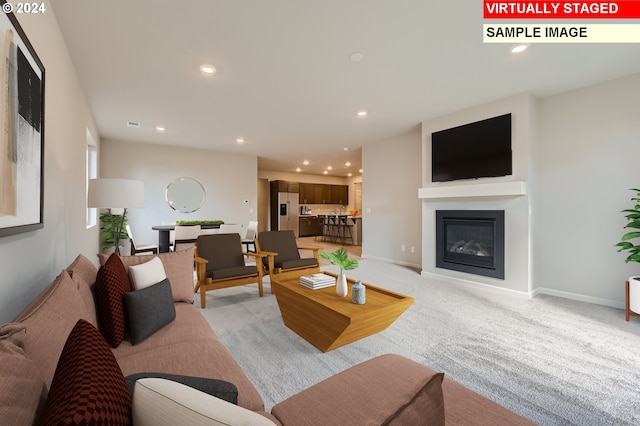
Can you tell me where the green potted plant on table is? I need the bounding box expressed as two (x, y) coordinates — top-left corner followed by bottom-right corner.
(319, 247), (358, 297)
(615, 188), (640, 316)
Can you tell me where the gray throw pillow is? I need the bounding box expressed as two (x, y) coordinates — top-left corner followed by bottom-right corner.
(124, 372), (238, 405)
(124, 278), (175, 345)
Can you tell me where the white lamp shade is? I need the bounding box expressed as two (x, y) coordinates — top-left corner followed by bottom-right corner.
(88, 178), (145, 209)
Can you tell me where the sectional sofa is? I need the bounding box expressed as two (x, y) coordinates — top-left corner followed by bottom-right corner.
(0, 248), (534, 425)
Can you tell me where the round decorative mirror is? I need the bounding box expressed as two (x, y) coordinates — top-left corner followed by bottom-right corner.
(165, 177), (206, 213)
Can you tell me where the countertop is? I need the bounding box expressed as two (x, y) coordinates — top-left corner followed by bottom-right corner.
(298, 215), (362, 219)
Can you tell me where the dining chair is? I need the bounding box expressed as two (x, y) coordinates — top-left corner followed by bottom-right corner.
(173, 225), (202, 251)
(126, 224), (158, 255)
(242, 221), (259, 253)
(219, 224), (243, 235)
(194, 233), (266, 308)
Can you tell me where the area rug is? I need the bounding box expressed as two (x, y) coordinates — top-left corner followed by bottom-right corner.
(197, 260), (640, 425)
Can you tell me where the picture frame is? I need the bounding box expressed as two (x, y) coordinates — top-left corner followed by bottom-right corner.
(0, 1), (45, 237)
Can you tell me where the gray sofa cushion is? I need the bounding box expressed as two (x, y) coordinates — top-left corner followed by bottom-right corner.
(124, 279), (176, 345)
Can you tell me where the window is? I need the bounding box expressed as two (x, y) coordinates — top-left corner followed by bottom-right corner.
(86, 130), (97, 228)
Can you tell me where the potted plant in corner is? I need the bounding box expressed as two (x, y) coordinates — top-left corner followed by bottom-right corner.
(615, 188), (640, 316)
(319, 247), (358, 297)
(99, 210), (129, 254)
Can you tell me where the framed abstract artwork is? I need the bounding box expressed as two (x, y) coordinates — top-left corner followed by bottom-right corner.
(0, 1), (45, 237)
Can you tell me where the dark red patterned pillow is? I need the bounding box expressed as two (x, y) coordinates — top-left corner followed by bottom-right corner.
(43, 319), (132, 425)
(95, 254), (132, 347)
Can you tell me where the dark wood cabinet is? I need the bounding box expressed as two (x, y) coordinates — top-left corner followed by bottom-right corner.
(299, 183), (316, 204)
(274, 180), (298, 193)
(299, 183), (348, 205)
(299, 216), (319, 237)
(330, 185), (348, 205)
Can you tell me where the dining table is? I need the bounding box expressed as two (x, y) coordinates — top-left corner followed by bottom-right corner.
(151, 223), (223, 253)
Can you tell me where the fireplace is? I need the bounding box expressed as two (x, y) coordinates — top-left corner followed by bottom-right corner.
(435, 210), (505, 279)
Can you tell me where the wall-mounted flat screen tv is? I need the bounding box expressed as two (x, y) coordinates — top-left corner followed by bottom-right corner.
(431, 113), (512, 183)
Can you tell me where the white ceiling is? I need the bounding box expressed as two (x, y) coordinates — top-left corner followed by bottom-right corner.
(50, 0), (640, 177)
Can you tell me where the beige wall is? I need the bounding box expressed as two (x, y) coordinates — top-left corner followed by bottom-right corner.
(533, 73), (640, 307)
(362, 126), (422, 267)
(100, 139), (258, 246)
(0, 2), (101, 322)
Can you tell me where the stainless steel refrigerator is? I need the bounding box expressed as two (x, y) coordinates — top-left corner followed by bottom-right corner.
(277, 192), (299, 236)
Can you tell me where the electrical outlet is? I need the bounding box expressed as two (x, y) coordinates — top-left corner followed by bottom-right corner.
(410, 246), (415, 253)
(401, 245), (406, 252)
(366, 208), (371, 214)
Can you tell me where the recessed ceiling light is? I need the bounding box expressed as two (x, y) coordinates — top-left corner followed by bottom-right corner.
(296, 167), (301, 172)
(327, 166), (333, 170)
(343, 147), (349, 151)
(349, 52), (364, 62)
(200, 64), (216, 75)
(323, 170), (328, 175)
(359, 169), (363, 173)
(347, 173), (353, 177)
(357, 110), (368, 117)
(345, 161), (351, 167)
(156, 126), (166, 132)
(235, 137), (245, 144)
(511, 44), (528, 54)
(303, 160), (309, 166)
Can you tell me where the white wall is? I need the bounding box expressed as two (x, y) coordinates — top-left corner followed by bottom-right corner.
(533, 73), (640, 307)
(362, 126), (422, 268)
(0, 3), (100, 323)
(100, 139), (257, 247)
(420, 93), (535, 294)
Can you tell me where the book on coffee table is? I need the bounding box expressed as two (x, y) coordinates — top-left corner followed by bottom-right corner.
(300, 273), (336, 290)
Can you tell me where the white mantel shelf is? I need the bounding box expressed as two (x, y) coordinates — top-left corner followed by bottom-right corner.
(418, 181), (527, 199)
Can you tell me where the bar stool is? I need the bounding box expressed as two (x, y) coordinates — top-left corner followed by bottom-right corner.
(336, 215), (354, 245)
(316, 215), (328, 242)
(326, 214), (339, 243)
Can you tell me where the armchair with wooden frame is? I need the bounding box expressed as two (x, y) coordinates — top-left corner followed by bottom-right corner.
(194, 233), (267, 308)
(255, 230), (321, 281)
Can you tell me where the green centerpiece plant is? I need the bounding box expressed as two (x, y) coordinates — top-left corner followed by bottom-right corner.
(320, 247), (358, 297)
(175, 219), (224, 226)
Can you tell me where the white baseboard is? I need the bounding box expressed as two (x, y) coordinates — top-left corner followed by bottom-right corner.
(360, 253), (421, 270)
(533, 287), (624, 310)
(420, 270), (533, 299)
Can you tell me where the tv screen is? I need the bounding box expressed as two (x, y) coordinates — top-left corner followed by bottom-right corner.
(431, 113), (512, 182)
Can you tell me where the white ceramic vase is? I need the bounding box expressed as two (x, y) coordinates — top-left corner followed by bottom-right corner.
(336, 271), (348, 297)
(629, 276), (640, 313)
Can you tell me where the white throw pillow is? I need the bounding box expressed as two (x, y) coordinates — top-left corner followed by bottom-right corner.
(128, 257), (167, 290)
(132, 378), (276, 426)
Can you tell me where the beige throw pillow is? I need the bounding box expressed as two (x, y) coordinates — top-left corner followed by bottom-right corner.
(128, 257), (167, 290)
(132, 378), (276, 426)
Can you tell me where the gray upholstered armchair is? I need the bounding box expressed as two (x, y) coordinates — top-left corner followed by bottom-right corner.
(255, 230), (321, 280)
(194, 233), (266, 308)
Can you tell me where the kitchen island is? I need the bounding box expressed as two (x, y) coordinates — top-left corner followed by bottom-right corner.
(298, 215), (362, 245)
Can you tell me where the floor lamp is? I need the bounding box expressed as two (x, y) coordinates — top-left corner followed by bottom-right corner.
(88, 178), (145, 255)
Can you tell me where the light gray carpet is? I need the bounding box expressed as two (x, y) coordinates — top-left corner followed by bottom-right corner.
(197, 260), (640, 425)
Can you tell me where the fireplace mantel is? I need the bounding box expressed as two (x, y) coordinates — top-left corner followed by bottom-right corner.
(418, 181), (527, 200)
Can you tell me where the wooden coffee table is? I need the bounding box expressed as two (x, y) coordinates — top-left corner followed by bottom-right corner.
(270, 272), (413, 352)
